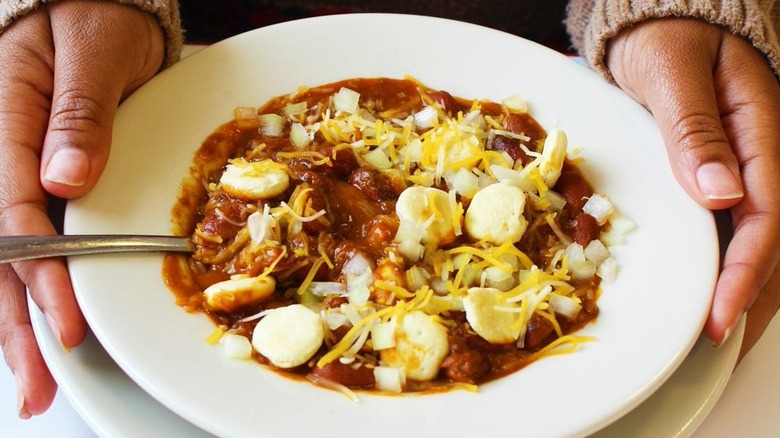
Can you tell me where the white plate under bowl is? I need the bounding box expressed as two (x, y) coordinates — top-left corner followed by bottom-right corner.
(64, 14), (718, 438)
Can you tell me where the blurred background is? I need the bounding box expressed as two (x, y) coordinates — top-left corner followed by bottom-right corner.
(178, 0), (574, 53)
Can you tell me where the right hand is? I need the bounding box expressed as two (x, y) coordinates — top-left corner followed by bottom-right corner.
(0, 1), (164, 418)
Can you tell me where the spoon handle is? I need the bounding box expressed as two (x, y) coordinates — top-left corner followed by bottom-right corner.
(0, 235), (193, 263)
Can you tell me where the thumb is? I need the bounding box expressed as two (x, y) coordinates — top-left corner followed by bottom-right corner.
(608, 19), (744, 210)
(40, 1), (164, 199)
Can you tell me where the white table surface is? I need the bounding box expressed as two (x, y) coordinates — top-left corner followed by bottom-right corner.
(2, 45), (779, 438)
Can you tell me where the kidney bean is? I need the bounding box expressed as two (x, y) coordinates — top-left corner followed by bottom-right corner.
(428, 90), (463, 114)
(312, 361), (375, 388)
(573, 212), (601, 246)
(491, 135), (532, 166)
(348, 167), (401, 201)
(440, 336), (490, 384)
(554, 169), (593, 214)
(524, 313), (555, 350)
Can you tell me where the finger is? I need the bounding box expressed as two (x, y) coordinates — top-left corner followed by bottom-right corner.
(0, 7), (87, 347)
(0, 264), (57, 418)
(41, 1), (164, 199)
(608, 19), (744, 210)
(703, 33), (780, 343)
(738, 260), (780, 364)
(643, 29), (745, 210)
(0, 9), (86, 416)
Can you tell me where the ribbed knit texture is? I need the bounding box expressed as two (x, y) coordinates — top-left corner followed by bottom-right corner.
(566, 0), (780, 80)
(0, 0), (182, 68)
(2, 1), (778, 79)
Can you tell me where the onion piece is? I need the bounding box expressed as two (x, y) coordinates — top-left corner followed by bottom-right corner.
(564, 242), (596, 280)
(282, 101), (307, 117)
(445, 168), (479, 199)
(490, 164), (536, 193)
(247, 205), (277, 246)
(373, 366), (405, 393)
(234, 106), (259, 129)
(290, 122), (311, 148)
(334, 87), (360, 114)
(370, 321), (396, 350)
(548, 294), (582, 319)
(258, 113), (286, 137)
(502, 94), (529, 113)
(543, 190), (566, 212)
(221, 333), (252, 359)
(321, 308), (350, 330)
(597, 257), (619, 282)
(582, 194), (615, 225)
(363, 148), (393, 169)
(584, 239), (610, 265)
(308, 281), (348, 297)
(413, 105), (438, 130)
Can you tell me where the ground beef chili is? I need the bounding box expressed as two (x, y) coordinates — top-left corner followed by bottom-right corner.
(164, 77), (616, 395)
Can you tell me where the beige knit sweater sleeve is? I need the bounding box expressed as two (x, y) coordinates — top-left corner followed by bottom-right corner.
(566, 0), (780, 80)
(0, 0), (182, 67)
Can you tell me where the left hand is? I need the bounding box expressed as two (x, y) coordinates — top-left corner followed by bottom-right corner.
(606, 18), (780, 356)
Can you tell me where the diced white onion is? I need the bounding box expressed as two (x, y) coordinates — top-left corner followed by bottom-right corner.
(398, 240), (424, 262)
(370, 322), (396, 350)
(234, 106), (258, 128)
(548, 294), (582, 319)
(483, 266), (515, 291)
(597, 257), (619, 282)
(258, 113), (286, 137)
(308, 281), (347, 297)
(399, 138), (423, 164)
(342, 254), (373, 276)
(445, 168), (480, 199)
(282, 101), (307, 117)
(490, 164), (536, 193)
(582, 194), (615, 225)
(321, 308), (350, 330)
(502, 94), (529, 113)
(431, 277), (449, 295)
(413, 105), (438, 130)
(334, 87), (360, 114)
(363, 148), (393, 169)
(247, 205), (276, 246)
(543, 190), (567, 212)
(584, 239), (610, 265)
(564, 243), (586, 264)
(373, 366), (405, 393)
(564, 244), (595, 279)
(570, 260), (597, 280)
(290, 122), (311, 148)
(609, 212), (637, 235)
(405, 266), (431, 292)
(343, 256), (374, 306)
(221, 333), (252, 360)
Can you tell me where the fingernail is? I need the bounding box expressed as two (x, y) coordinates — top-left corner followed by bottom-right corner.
(696, 162), (743, 200)
(720, 325), (733, 345)
(45, 313), (68, 352)
(712, 318), (737, 348)
(16, 375), (31, 420)
(44, 148), (89, 187)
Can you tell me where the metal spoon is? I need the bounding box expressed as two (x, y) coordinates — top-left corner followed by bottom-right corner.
(0, 235), (193, 263)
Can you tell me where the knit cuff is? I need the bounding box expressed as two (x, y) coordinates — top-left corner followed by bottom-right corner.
(0, 0), (182, 69)
(565, 0), (780, 81)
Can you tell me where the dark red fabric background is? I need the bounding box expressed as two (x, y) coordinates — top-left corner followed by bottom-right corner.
(179, 0), (574, 53)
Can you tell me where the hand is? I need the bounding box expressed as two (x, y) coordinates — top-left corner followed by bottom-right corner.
(0, 1), (164, 418)
(606, 18), (780, 355)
